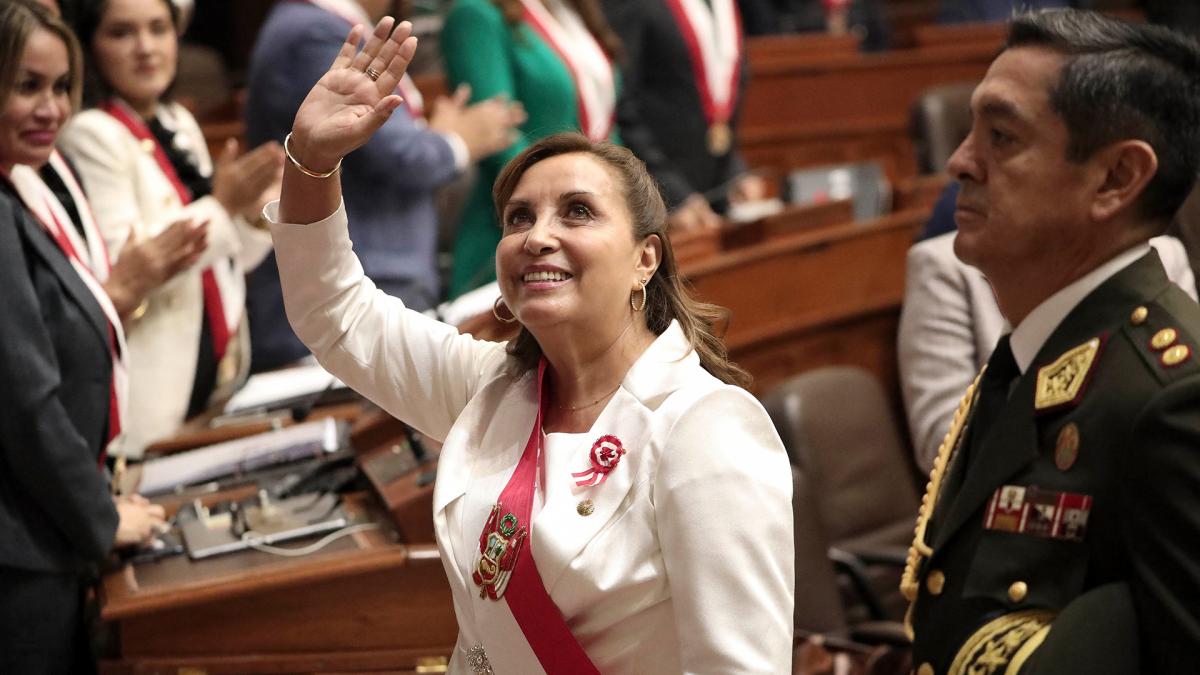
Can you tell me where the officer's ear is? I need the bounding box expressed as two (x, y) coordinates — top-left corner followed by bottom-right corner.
(1090, 140), (1158, 224)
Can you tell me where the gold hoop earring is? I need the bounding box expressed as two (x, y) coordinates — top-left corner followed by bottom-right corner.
(630, 279), (648, 312)
(492, 297), (517, 324)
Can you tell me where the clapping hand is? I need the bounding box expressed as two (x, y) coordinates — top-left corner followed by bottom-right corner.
(105, 218), (208, 319)
(287, 18), (418, 175)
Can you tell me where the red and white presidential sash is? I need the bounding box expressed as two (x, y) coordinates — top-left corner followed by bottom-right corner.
(520, 0), (616, 141)
(471, 360), (601, 674)
(664, 0), (743, 155)
(101, 99), (237, 365)
(302, 0), (426, 118)
(5, 158), (129, 463)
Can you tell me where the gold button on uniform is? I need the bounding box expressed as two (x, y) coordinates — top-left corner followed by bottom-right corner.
(917, 662), (935, 675)
(1008, 581), (1028, 603)
(1151, 327), (1177, 350)
(576, 499), (595, 516)
(1162, 344), (1191, 367)
(1130, 306), (1149, 325)
(926, 569), (945, 596)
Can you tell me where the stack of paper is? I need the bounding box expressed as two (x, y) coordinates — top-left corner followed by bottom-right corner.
(139, 418), (341, 496)
(222, 364), (347, 416)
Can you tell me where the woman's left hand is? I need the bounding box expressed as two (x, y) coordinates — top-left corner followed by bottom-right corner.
(287, 17), (418, 174)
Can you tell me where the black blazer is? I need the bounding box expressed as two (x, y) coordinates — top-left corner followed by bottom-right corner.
(0, 186), (118, 574)
(603, 0), (750, 211)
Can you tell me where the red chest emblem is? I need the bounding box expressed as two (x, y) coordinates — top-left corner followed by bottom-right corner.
(572, 435), (625, 487)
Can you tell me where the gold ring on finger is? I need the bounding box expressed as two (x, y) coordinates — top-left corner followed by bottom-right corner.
(365, 66), (382, 82)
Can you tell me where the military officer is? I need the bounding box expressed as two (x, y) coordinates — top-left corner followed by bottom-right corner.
(901, 9), (1200, 674)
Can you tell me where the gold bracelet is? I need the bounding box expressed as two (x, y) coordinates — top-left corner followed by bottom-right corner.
(283, 132), (342, 179)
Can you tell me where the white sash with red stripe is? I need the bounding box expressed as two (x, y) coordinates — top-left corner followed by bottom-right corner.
(101, 99), (240, 366)
(664, 0), (743, 154)
(7, 161), (129, 460)
(520, 0), (616, 141)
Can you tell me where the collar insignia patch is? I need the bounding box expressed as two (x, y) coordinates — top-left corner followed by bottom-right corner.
(1035, 338), (1101, 412)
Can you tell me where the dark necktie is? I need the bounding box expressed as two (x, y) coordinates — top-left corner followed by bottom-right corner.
(968, 334), (1020, 456)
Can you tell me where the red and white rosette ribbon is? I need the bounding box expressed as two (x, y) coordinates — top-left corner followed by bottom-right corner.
(572, 435), (626, 487)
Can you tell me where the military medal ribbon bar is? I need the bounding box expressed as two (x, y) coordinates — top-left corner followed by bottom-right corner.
(664, 0), (743, 156)
(984, 485), (1092, 543)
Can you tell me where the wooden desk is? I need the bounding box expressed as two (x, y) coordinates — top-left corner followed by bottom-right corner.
(144, 401), (366, 457)
(100, 496), (457, 674)
(739, 42), (993, 181)
(682, 208), (925, 395)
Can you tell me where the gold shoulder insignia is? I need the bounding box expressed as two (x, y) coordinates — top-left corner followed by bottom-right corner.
(1035, 338), (1101, 411)
(949, 609), (1056, 675)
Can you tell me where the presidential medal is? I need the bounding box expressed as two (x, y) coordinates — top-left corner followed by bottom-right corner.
(707, 122), (732, 155)
(472, 504), (527, 600)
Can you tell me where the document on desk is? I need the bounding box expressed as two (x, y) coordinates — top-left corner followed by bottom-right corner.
(222, 364), (346, 415)
(139, 418), (342, 496)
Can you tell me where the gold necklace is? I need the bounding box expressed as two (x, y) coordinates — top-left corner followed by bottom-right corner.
(554, 383), (621, 411)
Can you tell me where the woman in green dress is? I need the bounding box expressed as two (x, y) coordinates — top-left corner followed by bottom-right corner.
(442, 0), (622, 297)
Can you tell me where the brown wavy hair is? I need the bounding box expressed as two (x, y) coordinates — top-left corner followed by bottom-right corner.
(0, 0), (84, 113)
(493, 133), (750, 388)
(491, 0), (623, 61)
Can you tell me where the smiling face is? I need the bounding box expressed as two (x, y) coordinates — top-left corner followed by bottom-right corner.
(494, 152), (659, 334)
(91, 0), (176, 113)
(948, 46), (1102, 284)
(0, 27), (71, 172)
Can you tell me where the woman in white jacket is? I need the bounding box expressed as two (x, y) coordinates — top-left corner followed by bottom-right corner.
(58, 0), (281, 456)
(269, 18), (794, 673)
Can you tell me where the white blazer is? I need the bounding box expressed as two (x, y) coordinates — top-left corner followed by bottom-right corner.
(58, 103), (273, 456)
(268, 202), (795, 674)
(898, 231), (1196, 472)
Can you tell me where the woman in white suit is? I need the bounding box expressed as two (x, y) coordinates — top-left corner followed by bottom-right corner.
(270, 18), (794, 673)
(57, 0), (281, 456)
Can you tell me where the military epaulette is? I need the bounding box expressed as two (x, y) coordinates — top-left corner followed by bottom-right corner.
(1124, 303), (1200, 384)
(1034, 335), (1106, 414)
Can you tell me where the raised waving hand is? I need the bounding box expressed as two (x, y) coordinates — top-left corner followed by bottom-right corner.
(279, 18), (418, 224)
(287, 18), (418, 176)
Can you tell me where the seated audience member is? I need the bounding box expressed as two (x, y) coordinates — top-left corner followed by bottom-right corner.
(440, 0), (621, 297)
(899, 230), (1195, 472)
(900, 10), (1200, 673)
(0, 2), (165, 669)
(59, 0), (282, 456)
(244, 0), (524, 371)
(602, 0), (767, 231)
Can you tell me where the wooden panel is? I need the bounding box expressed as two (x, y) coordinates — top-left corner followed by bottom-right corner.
(101, 494), (457, 672)
(739, 42), (995, 180)
(117, 557), (453, 657)
(682, 208), (924, 393)
(910, 21), (1006, 49)
(685, 209), (923, 350)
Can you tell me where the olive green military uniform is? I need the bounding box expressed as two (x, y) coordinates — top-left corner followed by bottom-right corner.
(905, 251), (1200, 674)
